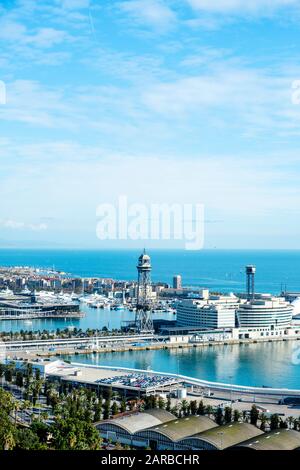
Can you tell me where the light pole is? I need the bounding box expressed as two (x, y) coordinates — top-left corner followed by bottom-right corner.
(229, 375), (233, 406)
(217, 431), (224, 450)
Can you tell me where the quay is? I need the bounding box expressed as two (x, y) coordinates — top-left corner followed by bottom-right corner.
(3, 332), (300, 359)
(69, 362), (300, 399)
(0, 309), (84, 320)
(25, 360), (300, 408)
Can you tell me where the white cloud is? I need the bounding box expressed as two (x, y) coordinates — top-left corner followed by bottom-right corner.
(0, 20), (70, 48)
(57, 0), (90, 9)
(187, 0), (298, 14)
(25, 28), (70, 48)
(0, 135), (299, 247)
(140, 63), (300, 137)
(0, 220), (48, 231)
(118, 0), (176, 30)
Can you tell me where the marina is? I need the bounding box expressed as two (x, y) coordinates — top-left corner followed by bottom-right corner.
(62, 339), (300, 390)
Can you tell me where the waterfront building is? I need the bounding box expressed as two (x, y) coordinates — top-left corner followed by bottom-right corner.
(173, 275), (182, 289)
(97, 412), (281, 451)
(234, 429), (300, 451)
(177, 422), (264, 450)
(96, 410), (175, 447)
(176, 294), (239, 329)
(177, 301), (235, 329)
(134, 415), (217, 450)
(236, 296), (293, 336)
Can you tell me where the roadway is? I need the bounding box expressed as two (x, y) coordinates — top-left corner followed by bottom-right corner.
(1, 334), (157, 351)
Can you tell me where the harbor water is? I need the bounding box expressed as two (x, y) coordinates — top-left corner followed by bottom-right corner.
(63, 340), (300, 390)
(1, 248), (300, 389)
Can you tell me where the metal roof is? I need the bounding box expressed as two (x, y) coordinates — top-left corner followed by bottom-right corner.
(236, 429), (300, 451)
(141, 415), (218, 442)
(179, 422), (264, 450)
(97, 409), (175, 435)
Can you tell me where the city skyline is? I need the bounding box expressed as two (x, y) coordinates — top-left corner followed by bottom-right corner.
(1, 1), (300, 249)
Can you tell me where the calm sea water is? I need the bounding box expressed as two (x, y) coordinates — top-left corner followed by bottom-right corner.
(64, 340), (300, 389)
(0, 304), (174, 333)
(1, 249), (300, 388)
(0, 248), (300, 293)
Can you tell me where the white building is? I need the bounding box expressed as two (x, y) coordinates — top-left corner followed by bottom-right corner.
(176, 296), (238, 329)
(235, 296), (293, 338)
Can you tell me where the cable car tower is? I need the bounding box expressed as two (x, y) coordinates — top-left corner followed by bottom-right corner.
(135, 249), (154, 334)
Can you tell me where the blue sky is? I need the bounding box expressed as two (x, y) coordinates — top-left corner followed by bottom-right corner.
(1, 0), (300, 249)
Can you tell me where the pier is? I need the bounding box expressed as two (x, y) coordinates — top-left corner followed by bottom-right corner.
(0, 308), (84, 320)
(3, 332), (300, 360)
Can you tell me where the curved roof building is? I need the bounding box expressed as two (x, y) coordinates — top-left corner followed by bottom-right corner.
(96, 409), (175, 446)
(135, 415), (218, 450)
(235, 429), (300, 451)
(177, 422), (264, 450)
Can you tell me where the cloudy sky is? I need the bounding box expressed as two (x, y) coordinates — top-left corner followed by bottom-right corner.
(1, 0), (300, 249)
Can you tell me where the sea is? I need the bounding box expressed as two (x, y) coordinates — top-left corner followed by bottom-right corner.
(0, 248), (299, 293)
(1, 248), (300, 388)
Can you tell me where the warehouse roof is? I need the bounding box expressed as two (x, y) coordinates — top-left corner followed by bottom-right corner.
(138, 415), (218, 442)
(96, 409), (175, 435)
(236, 429), (300, 451)
(179, 422), (264, 450)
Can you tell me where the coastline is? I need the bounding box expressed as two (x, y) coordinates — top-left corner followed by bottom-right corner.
(7, 332), (300, 360)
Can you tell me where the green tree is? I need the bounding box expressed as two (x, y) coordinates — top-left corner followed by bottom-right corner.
(205, 405), (213, 418)
(51, 418), (101, 450)
(111, 402), (119, 416)
(180, 400), (189, 416)
(233, 409), (241, 422)
(259, 413), (268, 431)
(215, 407), (224, 426)
(0, 389), (17, 450)
(103, 399), (111, 420)
(16, 371), (24, 388)
(224, 406), (232, 424)
(197, 400), (205, 416)
(270, 414), (280, 431)
(166, 397), (171, 412)
(190, 400), (197, 415)
(120, 399), (126, 413)
(4, 367), (13, 383)
(158, 397), (166, 409)
(15, 428), (44, 450)
(287, 416), (294, 429)
(279, 418), (288, 429)
(250, 405), (259, 426)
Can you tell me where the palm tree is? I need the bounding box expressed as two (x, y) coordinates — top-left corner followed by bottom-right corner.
(259, 413), (268, 431)
(287, 416), (294, 429)
(41, 411), (49, 423)
(20, 400), (31, 423)
(3, 430), (16, 451)
(13, 398), (21, 425)
(180, 399), (189, 416)
(205, 405), (214, 418)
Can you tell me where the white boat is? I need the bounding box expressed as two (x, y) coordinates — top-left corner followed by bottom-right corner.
(21, 286), (31, 295)
(0, 287), (14, 298)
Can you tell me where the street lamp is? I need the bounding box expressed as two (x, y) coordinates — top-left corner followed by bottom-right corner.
(228, 375), (233, 406)
(217, 431), (224, 449)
